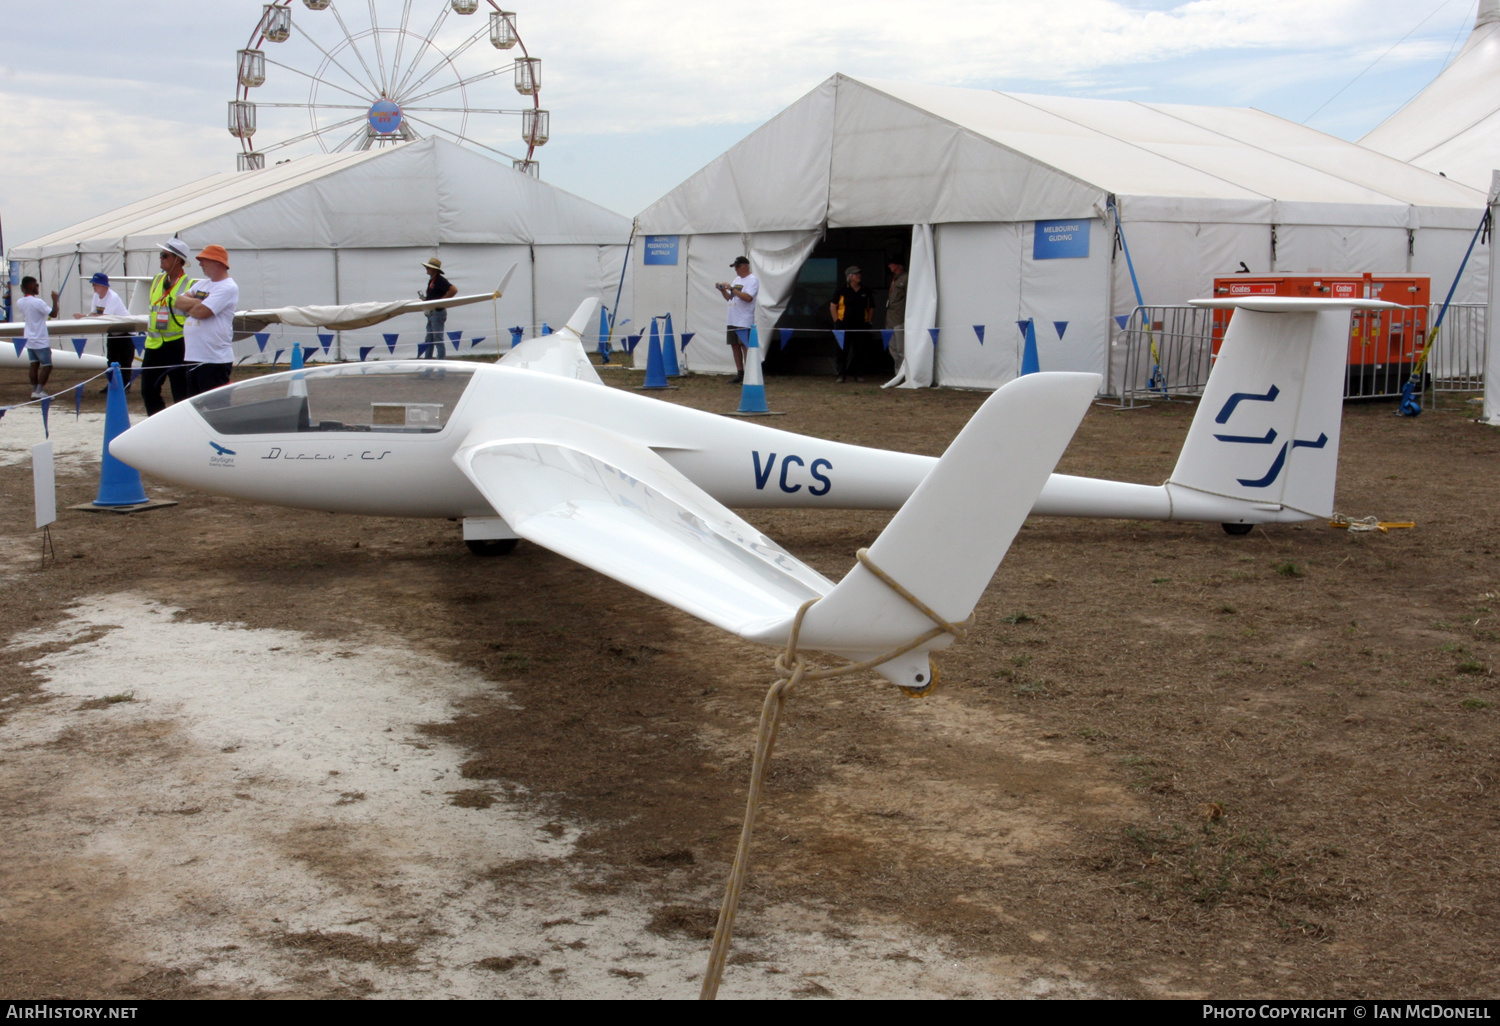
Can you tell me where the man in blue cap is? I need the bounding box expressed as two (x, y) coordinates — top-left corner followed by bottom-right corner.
(79, 272), (133, 391)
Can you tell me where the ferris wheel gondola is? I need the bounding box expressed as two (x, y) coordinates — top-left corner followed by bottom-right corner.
(231, 0), (547, 176)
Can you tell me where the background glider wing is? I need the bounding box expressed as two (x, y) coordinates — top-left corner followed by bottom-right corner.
(236, 263), (518, 334)
(0, 316), (146, 339)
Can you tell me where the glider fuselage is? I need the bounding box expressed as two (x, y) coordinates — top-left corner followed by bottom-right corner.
(111, 362), (938, 519)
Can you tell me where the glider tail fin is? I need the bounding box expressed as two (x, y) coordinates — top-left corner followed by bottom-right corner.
(788, 372), (1099, 689)
(1168, 299), (1383, 519)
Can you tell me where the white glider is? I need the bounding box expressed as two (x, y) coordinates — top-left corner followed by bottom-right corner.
(0, 265), (516, 371)
(110, 294), (1390, 684)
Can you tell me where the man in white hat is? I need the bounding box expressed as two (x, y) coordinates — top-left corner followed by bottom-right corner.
(141, 238), (196, 415)
(420, 257), (457, 359)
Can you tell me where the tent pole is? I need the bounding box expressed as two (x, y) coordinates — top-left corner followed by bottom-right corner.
(608, 219), (637, 350)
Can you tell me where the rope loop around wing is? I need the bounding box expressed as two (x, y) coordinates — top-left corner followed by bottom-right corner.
(700, 548), (971, 999)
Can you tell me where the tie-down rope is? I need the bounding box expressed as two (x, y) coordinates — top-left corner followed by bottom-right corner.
(699, 547), (971, 1000)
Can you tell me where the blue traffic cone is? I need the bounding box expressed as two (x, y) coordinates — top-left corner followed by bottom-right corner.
(95, 363), (149, 506)
(662, 313), (681, 376)
(736, 326), (770, 414)
(637, 319), (670, 389)
(1020, 319), (1041, 375)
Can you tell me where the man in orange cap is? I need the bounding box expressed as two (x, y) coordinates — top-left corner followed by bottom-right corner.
(176, 244), (240, 397)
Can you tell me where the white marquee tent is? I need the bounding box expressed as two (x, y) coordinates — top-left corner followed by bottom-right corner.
(9, 138), (632, 361)
(634, 74), (1487, 389)
(1362, 0), (1500, 192)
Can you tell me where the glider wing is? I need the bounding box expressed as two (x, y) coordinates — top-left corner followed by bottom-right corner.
(454, 413), (834, 639)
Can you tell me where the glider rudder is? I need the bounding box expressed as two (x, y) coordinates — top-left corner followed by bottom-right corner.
(1172, 298), (1395, 521)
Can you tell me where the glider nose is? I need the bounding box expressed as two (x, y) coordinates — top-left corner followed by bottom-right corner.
(110, 404), (182, 476)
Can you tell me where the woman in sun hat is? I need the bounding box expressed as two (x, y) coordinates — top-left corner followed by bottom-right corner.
(420, 257), (457, 359)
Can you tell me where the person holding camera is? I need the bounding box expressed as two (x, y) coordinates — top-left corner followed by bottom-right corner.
(829, 265), (873, 382)
(715, 256), (758, 383)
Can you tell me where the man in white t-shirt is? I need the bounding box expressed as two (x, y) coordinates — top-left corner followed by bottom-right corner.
(78, 272), (134, 392)
(176, 244), (240, 398)
(714, 256), (759, 383)
(16, 275), (59, 398)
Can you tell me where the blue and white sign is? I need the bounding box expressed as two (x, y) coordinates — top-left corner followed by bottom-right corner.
(643, 236), (679, 266)
(1033, 220), (1090, 260)
(367, 99), (403, 135)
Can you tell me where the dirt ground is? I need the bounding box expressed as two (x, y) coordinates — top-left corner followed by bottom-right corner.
(1, 360), (1497, 999)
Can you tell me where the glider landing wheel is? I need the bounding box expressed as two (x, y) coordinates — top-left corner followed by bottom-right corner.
(1221, 523), (1254, 536)
(466, 538), (519, 556)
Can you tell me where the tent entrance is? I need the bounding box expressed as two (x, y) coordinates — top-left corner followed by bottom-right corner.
(764, 225), (910, 376)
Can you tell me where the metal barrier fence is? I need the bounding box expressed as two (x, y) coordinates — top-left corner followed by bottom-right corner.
(1105, 305), (1215, 409)
(1108, 303), (1460, 408)
(1429, 303), (1485, 393)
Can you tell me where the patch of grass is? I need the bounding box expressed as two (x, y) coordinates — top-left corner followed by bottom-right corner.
(1461, 698), (1491, 710)
(1117, 821), (1324, 912)
(1274, 561), (1303, 578)
(1219, 603), (1237, 615)
(1152, 577), (1172, 585)
(1456, 658), (1487, 675)
(1011, 654), (1032, 668)
(1012, 680), (1049, 699)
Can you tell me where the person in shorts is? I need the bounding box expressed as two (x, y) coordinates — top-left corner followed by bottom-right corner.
(715, 256), (758, 383)
(176, 245), (239, 397)
(16, 276), (59, 398)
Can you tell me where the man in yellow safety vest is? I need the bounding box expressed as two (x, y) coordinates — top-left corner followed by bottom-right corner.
(140, 238), (196, 416)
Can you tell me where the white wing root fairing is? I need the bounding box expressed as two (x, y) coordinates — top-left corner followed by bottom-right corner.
(497, 298), (604, 384)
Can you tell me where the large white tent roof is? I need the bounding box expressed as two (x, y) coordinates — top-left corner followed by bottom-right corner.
(1361, 0), (1500, 192)
(12, 137), (630, 260)
(638, 75), (1483, 235)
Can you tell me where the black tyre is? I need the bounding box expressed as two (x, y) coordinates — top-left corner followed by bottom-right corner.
(1221, 522), (1254, 536)
(465, 538), (519, 556)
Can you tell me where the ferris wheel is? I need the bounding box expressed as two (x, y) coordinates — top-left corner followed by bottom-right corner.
(229, 0), (548, 176)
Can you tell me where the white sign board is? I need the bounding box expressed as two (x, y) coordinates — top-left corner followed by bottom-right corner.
(33, 441), (56, 529)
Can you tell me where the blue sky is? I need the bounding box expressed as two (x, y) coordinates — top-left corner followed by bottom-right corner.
(0, 0), (1484, 248)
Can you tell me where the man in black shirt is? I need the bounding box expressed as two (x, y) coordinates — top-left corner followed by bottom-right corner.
(421, 257), (457, 358)
(829, 265), (874, 382)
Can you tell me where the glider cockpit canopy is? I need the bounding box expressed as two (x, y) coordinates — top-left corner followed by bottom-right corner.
(191, 362), (475, 436)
